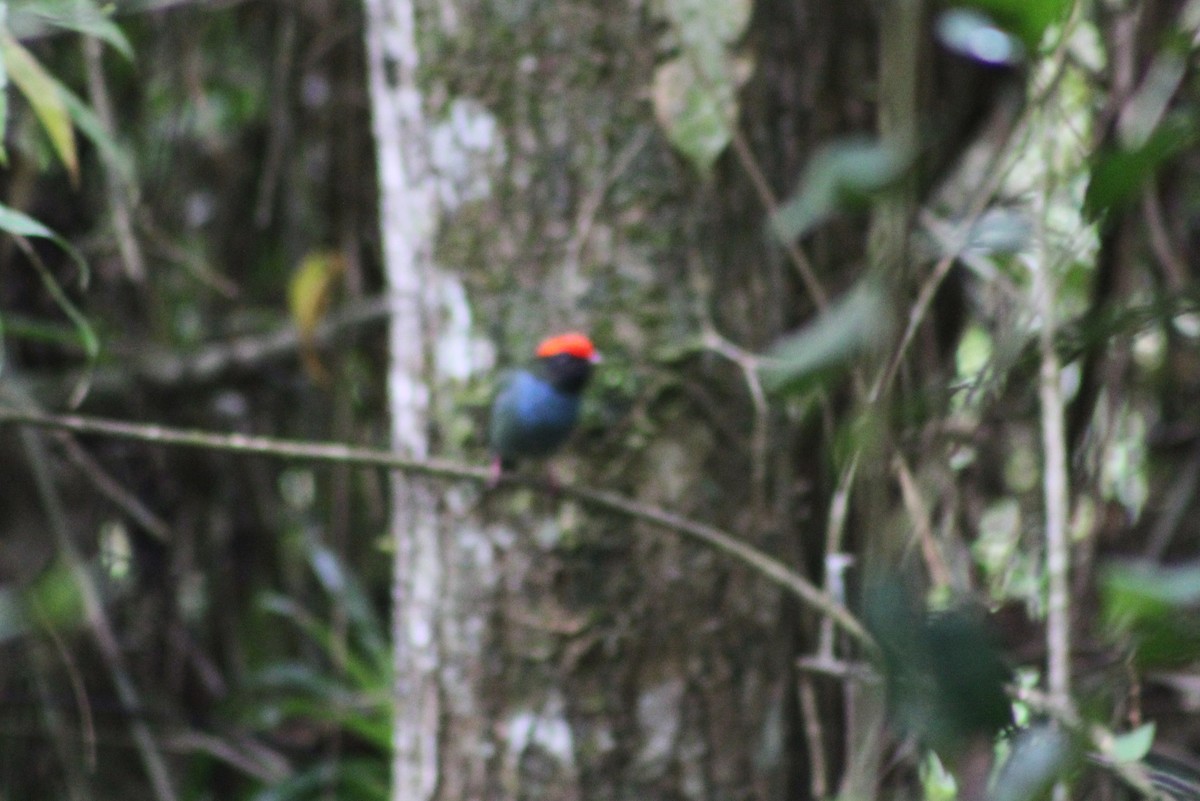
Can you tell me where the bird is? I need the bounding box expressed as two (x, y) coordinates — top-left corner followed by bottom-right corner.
(488, 331), (599, 484)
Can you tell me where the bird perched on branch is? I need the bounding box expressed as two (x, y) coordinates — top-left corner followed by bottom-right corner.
(488, 332), (599, 484)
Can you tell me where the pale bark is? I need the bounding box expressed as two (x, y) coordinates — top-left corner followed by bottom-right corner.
(362, 1), (443, 799)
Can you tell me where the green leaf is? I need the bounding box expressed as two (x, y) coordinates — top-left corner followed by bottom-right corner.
(306, 544), (387, 663)
(760, 282), (894, 395)
(0, 54), (9, 167)
(258, 589), (387, 691)
(0, 33), (79, 183)
(1111, 722), (1156, 764)
(249, 664), (391, 749)
(0, 202), (56, 239)
(651, 56), (737, 173)
(8, 0), (133, 60)
(60, 84), (135, 186)
(250, 760), (388, 801)
(962, 208), (1033, 255)
(1101, 560), (1200, 666)
(771, 137), (913, 241)
(0, 201), (89, 281)
(863, 581), (1013, 759)
(0, 202), (99, 385)
(650, 0), (754, 173)
(2, 314), (89, 348)
(1085, 114), (1198, 220)
(26, 560), (88, 634)
(993, 723), (1081, 801)
(952, 0), (1071, 51)
(1105, 562), (1200, 607)
(656, 0), (752, 45)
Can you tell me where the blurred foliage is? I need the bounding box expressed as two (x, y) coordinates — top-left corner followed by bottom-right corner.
(244, 541), (390, 800)
(1111, 722), (1156, 764)
(7, 0), (132, 57)
(949, 0), (1071, 51)
(0, 0), (1199, 798)
(1085, 114), (1199, 221)
(0, 559), (86, 641)
(1101, 561), (1200, 668)
(759, 280), (892, 395)
(992, 723), (1082, 801)
(770, 137), (914, 242)
(1, 31), (79, 179)
(288, 251), (345, 382)
(935, 8), (1026, 67)
(0, 201), (95, 370)
(650, 0), (753, 172)
(0, 0), (125, 373)
(864, 581), (1013, 761)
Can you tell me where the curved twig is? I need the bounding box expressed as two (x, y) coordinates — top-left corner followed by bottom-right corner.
(0, 406), (874, 649)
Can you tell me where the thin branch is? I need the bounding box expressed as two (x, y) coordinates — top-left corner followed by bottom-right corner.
(1030, 89), (1073, 798)
(28, 634), (93, 800)
(83, 37), (146, 283)
(670, 31), (827, 312)
(561, 128), (650, 303)
(798, 675), (829, 799)
(686, 248), (773, 517)
(1037, 270), (1073, 704)
(822, 454), (859, 572)
(869, 123), (1017, 404)
(892, 454), (951, 589)
(252, 11), (296, 229)
(0, 406), (875, 649)
(729, 130), (828, 311)
(1141, 186), (1187, 292)
(869, 11), (1084, 406)
(579, 477), (872, 647)
(31, 603), (98, 775)
(796, 655), (877, 683)
(12, 237), (96, 407)
(698, 326), (770, 513)
(163, 731), (290, 784)
(55, 433), (173, 542)
(21, 429), (179, 801)
(1144, 443), (1200, 560)
(83, 296), (392, 394)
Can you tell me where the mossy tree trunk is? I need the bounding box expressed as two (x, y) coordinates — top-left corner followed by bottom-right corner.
(356, 0), (989, 797)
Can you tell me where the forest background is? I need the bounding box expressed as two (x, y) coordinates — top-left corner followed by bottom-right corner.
(1, 0), (1199, 800)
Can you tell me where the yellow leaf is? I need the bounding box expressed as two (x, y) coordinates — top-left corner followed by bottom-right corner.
(288, 252), (344, 336)
(0, 35), (78, 185)
(288, 252), (345, 384)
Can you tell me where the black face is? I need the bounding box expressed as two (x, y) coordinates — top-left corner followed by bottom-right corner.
(537, 353), (595, 395)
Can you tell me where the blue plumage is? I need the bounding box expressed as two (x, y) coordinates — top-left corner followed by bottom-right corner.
(489, 370), (582, 462)
(487, 333), (598, 478)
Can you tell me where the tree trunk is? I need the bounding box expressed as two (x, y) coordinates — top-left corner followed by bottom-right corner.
(363, 1), (443, 799)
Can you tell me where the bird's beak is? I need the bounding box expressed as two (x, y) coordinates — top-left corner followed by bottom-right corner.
(590, 352), (602, 364)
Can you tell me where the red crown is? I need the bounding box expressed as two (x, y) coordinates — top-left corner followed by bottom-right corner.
(536, 332), (597, 361)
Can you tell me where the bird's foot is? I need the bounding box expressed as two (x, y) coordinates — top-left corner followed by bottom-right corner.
(487, 456), (505, 488)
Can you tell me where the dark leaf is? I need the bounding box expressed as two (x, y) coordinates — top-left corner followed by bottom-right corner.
(992, 723), (1081, 801)
(8, 0), (134, 59)
(950, 0), (1071, 51)
(771, 137), (912, 241)
(760, 282), (893, 395)
(1101, 560), (1200, 667)
(864, 580), (1013, 759)
(1085, 114), (1199, 220)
